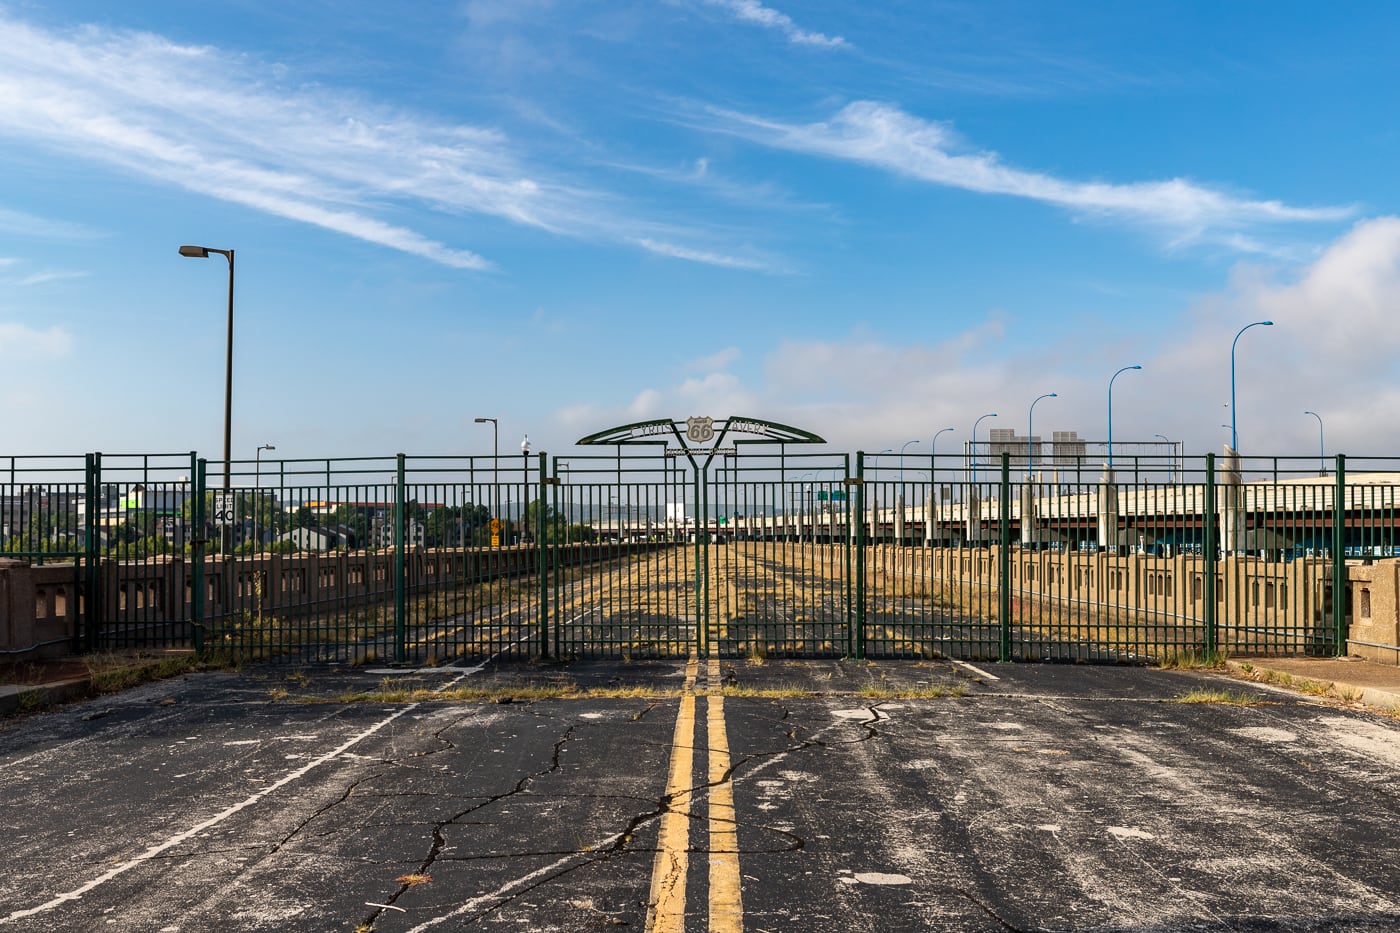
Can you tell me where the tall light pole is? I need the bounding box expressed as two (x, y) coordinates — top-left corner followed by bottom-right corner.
(898, 439), (918, 491)
(520, 434), (531, 544)
(1230, 320), (1273, 452)
(931, 427), (953, 506)
(474, 417), (499, 533)
(559, 460), (570, 543)
(179, 244), (235, 555)
(971, 413), (997, 484)
(1027, 393), (1057, 479)
(254, 443), (274, 550)
(1304, 410), (1325, 476)
(1153, 434), (1173, 484)
(1106, 366), (1141, 469)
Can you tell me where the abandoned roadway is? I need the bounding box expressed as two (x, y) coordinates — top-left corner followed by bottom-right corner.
(2, 658), (1399, 932)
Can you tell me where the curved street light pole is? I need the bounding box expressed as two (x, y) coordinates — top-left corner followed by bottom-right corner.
(1106, 366), (1141, 469)
(1230, 320), (1274, 451)
(1304, 410), (1325, 476)
(255, 443), (274, 550)
(1153, 434), (1173, 484)
(474, 417), (500, 541)
(898, 439), (918, 494)
(971, 413), (997, 485)
(1027, 393), (1057, 479)
(178, 244), (235, 555)
(931, 426), (953, 506)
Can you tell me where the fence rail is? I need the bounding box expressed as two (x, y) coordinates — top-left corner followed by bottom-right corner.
(2, 449), (1398, 664)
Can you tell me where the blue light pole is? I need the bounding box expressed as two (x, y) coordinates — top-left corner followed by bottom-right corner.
(1304, 410), (1325, 476)
(1230, 320), (1273, 452)
(1106, 366), (1141, 469)
(898, 439), (918, 488)
(1153, 434), (1173, 484)
(931, 426), (954, 462)
(971, 413), (997, 484)
(1027, 393), (1057, 479)
(931, 426), (953, 501)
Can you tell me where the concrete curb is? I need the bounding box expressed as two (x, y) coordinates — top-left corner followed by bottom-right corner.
(1224, 660), (1400, 712)
(0, 676), (100, 717)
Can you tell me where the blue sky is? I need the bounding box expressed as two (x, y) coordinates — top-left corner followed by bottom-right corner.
(2, 1), (1398, 465)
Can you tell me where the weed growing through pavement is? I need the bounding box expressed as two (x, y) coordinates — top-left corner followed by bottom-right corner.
(1157, 650), (1227, 670)
(1174, 687), (1269, 706)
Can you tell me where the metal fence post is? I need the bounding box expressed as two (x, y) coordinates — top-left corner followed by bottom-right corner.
(192, 458), (207, 654)
(537, 450), (549, 659)
(394, 453), (406, 664)
(842, 454), (853, 652)
(1203, 453), (1217, 656)
(854, 451), (866, 660)
(1333, 453), (1347, 655)
(999, 452), (1012, 662)
(83, 452), (100, 653)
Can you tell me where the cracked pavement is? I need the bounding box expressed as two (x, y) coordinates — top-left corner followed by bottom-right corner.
(3, 659), (1400, 930)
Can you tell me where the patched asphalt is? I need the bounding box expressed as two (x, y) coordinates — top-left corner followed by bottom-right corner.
(2, 658), (1400, 931)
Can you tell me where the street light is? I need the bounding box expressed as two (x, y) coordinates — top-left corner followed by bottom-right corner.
(1153, 434), (1173, 484)
(931, 427), (953, 505)
(1027, 393), (1057, 479)
(1106, 366), (1141, 469)
(898, 439), (918, 498)
(1304, 410), (1325, 476)
(474, 417), (499, 535)
(520, 434), (531, 543)
(179, 243), (235, 555)
(1230, 320), (1273, 452)
(898, 439), (918, 480)
(971, 413), (996, 484)
(254, 443), (274, 550)
(558, 461), (570, 543)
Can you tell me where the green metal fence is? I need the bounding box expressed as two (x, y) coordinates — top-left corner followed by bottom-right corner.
(0, 448), (1385, 664)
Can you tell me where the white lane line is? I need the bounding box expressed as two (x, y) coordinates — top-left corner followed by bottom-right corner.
(403, 831), (627, 932)
(951, 659), (1000, 681)
(1, 700), (425, 926)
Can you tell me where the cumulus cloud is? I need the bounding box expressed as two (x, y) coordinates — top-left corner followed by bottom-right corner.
(708, 101), (1352, 247)
(556, 219), (1400, 458)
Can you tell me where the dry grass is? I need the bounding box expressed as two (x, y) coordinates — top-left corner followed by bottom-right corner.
(1157, 650), (1227, 670)
(1174, 687), (1269, 706)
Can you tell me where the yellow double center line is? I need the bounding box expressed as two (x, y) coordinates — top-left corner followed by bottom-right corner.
(646, 657), (744, 933)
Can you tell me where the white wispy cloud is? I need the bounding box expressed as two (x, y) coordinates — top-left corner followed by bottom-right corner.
(702, 0), (848, 48)
(634, 237), (774, 270)
(687, 347), (741, 371)
(14, 270), (86, 286)
(709, 100), (1353, 244)
(0, 14), (762, 272)
(0, 206), (99, 239)
(0, 322), (73, 359)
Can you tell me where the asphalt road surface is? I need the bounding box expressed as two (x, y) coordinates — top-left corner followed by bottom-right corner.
(3, 658), (1399, 931)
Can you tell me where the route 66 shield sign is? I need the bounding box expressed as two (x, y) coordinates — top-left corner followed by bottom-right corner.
(686, 416), (715, 444)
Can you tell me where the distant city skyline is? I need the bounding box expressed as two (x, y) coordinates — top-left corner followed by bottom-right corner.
(1, 3), (1398, 460)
